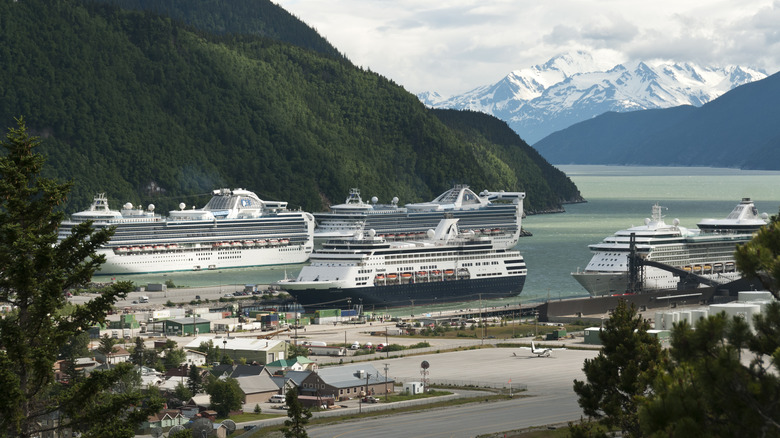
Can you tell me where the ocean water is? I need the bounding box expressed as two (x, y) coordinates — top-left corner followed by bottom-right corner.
(94, 165), (780, 314)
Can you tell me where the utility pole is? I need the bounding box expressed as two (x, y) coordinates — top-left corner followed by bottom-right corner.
(479, 293), (483, 345)
(359, 372), (372, 413)
(385, 327), (389, 358)
(384, 363), (389, 402)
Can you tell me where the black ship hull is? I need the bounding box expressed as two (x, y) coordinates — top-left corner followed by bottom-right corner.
(285, 275), (525, 310)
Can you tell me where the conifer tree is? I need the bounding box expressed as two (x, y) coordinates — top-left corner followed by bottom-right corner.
(572, 300), (664, 437)
(282, 387), (312, 438)
(0, 117), (161, 437)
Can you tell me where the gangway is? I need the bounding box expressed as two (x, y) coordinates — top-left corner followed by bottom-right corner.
(257, 327), (290, 339)
(627, 232), (727, 293)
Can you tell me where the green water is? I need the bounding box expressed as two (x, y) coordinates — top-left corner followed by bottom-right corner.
(95, 165), (780, 313)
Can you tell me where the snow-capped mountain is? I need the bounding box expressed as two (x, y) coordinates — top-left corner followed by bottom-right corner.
(419, 51), (767, 144)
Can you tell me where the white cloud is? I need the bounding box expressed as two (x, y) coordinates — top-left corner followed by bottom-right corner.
(275, 0), (779, 97)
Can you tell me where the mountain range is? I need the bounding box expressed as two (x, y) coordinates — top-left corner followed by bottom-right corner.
(533, 70), (780, 169)
(419, 51), (767, 145)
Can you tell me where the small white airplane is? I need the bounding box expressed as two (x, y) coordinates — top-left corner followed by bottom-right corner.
(515, 341), (566, 358)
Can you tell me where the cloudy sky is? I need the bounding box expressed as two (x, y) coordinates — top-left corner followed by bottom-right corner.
(275, 0), (780, 97)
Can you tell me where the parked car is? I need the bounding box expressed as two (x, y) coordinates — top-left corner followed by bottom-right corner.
(362, 396), (379, 403)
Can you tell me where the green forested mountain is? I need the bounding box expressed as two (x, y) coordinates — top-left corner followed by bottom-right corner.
(0, 0), (580, 214)
(95, 0), (346, 60)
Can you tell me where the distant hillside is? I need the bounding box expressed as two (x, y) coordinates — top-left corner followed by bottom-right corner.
(0, 0), (580, 215)
(431, 109), (583, 210)
(534, 71), (780, 169)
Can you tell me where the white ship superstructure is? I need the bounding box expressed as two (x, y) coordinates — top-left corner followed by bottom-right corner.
(275, 218), (527, 309)
(313, 185), (525, 248)
(59, 189), (315, 274)
(572, 199), (768, 296)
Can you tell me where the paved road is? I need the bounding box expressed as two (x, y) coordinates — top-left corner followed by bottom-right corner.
(306, 392), (579, 438)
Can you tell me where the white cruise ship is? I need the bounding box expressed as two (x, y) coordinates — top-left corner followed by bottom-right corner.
(274, 218), (527, 310)
(571, 198), (768, 296)
(313, 185), (525, 249)
(58, 188), (315, 274)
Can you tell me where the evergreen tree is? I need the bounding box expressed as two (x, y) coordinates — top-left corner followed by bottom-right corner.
(639, 305), (780, 436)
(0, 117), (161, 437)
(205, 375), (243, 418)
(188, 364), (203, 395)
(130, 336), (146, 366)
(572, 300), (665, 437)
(282, 388), (312, 438)
(735, 208), (780, 297)
(639, 212), (780, 436)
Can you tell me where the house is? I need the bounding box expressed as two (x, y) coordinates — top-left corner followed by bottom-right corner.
(94, 345), (131, 365)
(234, 372), (280, 404)
(182, 394), (211, 418)
(53, 357), (100, 382)
(142, 409), (187, 430)
(265, 356), (317, 374)
(211, 364), (280, 404)
(185, 349), (208, 366)
(299, 364), (394, 400)
(184, 336), (288, 364)
(271, 370), (313, 394)
(210, 363), (268, 379)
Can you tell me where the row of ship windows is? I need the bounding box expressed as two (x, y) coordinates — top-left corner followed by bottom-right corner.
(387, 254), (505, 265)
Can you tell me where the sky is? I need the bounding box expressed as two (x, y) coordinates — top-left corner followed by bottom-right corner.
(275, 0), (780, 97)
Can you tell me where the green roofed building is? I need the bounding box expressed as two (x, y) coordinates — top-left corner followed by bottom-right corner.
(162, 317), (211, 336)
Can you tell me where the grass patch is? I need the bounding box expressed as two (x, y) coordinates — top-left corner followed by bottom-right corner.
(218, 412), (284, 422)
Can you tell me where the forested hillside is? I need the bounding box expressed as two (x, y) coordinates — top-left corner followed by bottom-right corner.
(0, 0), (580, 214)
(95, 0), (346, 60)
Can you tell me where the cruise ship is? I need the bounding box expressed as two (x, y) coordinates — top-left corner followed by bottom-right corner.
(313, 185), (525, 249)
(571, 198), (768, 296)
(274, 218), (527, 309)
(58, 188), (315, 274)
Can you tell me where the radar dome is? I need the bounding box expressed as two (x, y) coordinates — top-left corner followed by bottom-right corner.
(371, 196), (378, 204)
(762, 213), (770, 220)
(426, 229), (435, 239)
(392, 197), (399, 204)
(147, 204), (155, 212)
(367, 229), (376, 237)
(123, 202), (133, 210)
(179, 202), (186, 210)
(644, 218), (650, 225)
(673, 218), (679, 226)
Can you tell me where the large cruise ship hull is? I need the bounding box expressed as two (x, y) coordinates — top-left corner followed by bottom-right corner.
(572, 268), (743, 296)
(60, 189), (316, 275)
(97, 244), (312, 275)
(284, 275), (526, 310)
